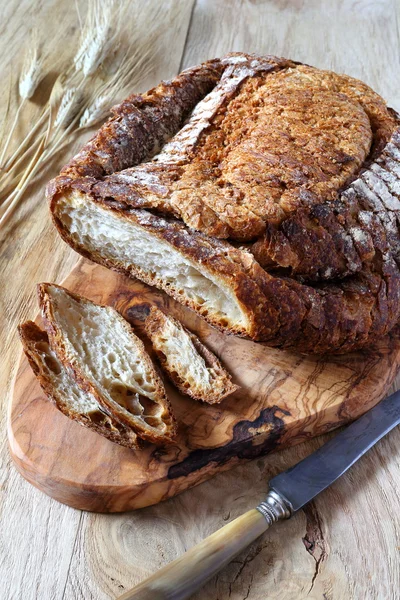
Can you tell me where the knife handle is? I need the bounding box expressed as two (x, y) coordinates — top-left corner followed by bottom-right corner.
(117, 491), (291, 600)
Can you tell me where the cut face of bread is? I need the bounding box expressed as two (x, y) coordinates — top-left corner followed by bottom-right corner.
(18, 321), (139, 449)
(52, 191), (269, 339)
(38, 283), (176, 444)
(145, 307), (239, 404)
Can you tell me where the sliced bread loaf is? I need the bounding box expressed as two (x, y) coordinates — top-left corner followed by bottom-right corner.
(47, 53), (400, 354)
(145, 307), (239, 404)
(18, 321), (139, 449)
(37, 283), (176, 444)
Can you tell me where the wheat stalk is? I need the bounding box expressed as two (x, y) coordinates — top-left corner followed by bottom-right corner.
(78, 41), (154, 129)
(0, 30), (43, 169)
(2, 110), (48, 174)
(0, 136), (46, 225)
(54, 88), (84, 128)
(0, 0), (173, 229)
(19, 32), (43, 100)
(79, 95), (110, 128)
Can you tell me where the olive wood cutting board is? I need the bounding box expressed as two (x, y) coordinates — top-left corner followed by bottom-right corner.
(8, 259), (400, 512)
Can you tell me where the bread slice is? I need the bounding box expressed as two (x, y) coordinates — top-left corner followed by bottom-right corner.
(145, 307), (239, 404)
(37, 283), (176, 444)
(18, 321), (139, 449)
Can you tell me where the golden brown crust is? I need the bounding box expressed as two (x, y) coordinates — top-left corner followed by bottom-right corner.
(47, 53), (399, 280)
(47, 53), (400, 354)
(161, 65), (374, 239)
(18, 321), (140, 449)
(37, 283), (177, 444)
(144, 307), (239, 404)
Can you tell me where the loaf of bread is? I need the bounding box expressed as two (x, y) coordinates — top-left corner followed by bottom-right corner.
(47, 53), (400, 354)
(18, 321), (140, 449)
(145, 306), (238, 404)
(37, 283), (176, 444)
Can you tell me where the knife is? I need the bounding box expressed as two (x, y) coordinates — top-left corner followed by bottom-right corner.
(117, 389), (400, 600)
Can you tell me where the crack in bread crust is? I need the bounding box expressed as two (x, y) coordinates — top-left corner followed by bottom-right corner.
(47, 53), (400, 354)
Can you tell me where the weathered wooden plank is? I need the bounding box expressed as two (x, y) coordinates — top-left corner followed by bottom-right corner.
(2, 0), (400, 599)
(0, 1), (194, 599)
(0, 3), (85, 597)
(182, 0), (400, 110)
(0, 469), (82, 600)
(63, 0), (400, 598)
(62, 430), (400, 600)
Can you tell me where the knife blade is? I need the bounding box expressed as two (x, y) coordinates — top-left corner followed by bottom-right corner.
(267, 388), (400, 513)
(117, 389), (400, 600)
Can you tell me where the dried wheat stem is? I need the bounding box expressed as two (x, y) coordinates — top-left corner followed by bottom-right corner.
(0, 194), (21, 226)
(0, 81), (81, 214)
(1, 72), (72, 180)
(0, 102), (26, 168)
(17, 135), (46, 191)
(0, 188), (17, 215)
(44, 109), (83, 161)
(0, 74), (12, 148)
(0, 136), (46, 225)
(1, 65), (76, 178)
(0, 31), (43, 169)
(0, 0), (166, 227)
(1, 136), (45, 212)
(78, 39), (154, 131)
(1, 106), (81, 220)
(2, 129), (44, 179)
(0, 173), (20, 204)
(1, 107), (49, 173)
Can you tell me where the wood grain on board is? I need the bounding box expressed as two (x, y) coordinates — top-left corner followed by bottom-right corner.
(8, 259), (400, 512)
(2, 0), (400, 599)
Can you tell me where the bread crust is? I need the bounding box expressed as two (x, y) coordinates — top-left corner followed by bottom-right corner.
(47, 53), (400, 354)
(18, 321), (140, 449)
(145, 307), (239, 404)
(37, 283), (177, 444)
(60, 58), (223, 181)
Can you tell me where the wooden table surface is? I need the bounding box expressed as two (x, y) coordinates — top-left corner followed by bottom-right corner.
(2, 1), (400, 598)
